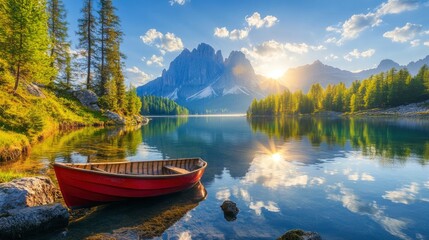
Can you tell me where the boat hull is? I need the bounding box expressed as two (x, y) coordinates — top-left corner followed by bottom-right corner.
(54, 161), (206, 208)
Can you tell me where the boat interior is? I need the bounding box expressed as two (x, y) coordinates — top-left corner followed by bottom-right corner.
(60, 158), (206, 176)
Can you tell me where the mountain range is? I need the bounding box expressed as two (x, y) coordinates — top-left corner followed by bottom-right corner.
(280, 55), (429, 92)
(137, 42), (429, 113)
(137, 43), (284, 113)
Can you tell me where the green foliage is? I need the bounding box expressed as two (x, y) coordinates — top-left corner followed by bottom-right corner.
(140, 96), (189, 115)
(0, 170), (29, 183)
(125, 87), (142, 116)
(77, 0), (97, 90)
(248, 65), (429, 116)
(0, 0), (55, 91)
(47, 0), (69, 82)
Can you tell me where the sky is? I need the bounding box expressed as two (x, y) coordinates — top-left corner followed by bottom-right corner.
(62, 0), (429, 86)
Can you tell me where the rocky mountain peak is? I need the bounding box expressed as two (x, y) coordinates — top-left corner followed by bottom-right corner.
(377, 59), (400, 70)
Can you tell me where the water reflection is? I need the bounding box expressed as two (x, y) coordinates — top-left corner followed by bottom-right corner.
(248, 117), (429, 163)
(41, 182), (206, 240)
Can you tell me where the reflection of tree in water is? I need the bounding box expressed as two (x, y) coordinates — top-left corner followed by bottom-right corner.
(55, 182), (207, 240)
(141, 116), (188, 137)
(248, 117), (429, 163)
(30, 125), (144, 164)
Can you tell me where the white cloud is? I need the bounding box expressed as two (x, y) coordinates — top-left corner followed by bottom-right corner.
(245, 12), (279, 29)
(425, 41), (429, 47)
(310, 177), (326, 185)
(341, 13), (382, 40)
(326, 0), (422, 44)
(344, 48), (375, 61)
(146, 55), (164, 67)
(169, 0), (187, 6)
(229, 28), (250, 40)
(125, 66), (153, 86)
(326, 26), (341, 33)
(214, 12), (278, 41)
(325, 37), (338, 44)
(214, 27), (229, 38)
(376, 0), (420, 15)
(383, 182), (419, 204)
(325, 53), (339, 60)
(410, 39), (421, 47)
(241, 40), (325, 60)
(140, 29), (184, 54)
(383, 23), (422, 43)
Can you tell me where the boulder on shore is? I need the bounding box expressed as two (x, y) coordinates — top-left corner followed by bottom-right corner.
(0, 176), (57, 215)
(0, 176), (69, 239)
(220, 200), (239, 221)
(72, 89), (101, 112)
(278, 229), (322, 240)
(0, 204), (69, 239)
(104, 110), (126, 125)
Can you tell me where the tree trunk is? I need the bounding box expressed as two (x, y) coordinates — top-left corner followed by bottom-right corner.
(86, 0), (92, 90)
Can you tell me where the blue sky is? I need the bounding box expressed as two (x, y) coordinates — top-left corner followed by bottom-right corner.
(63, 0), (429, 86)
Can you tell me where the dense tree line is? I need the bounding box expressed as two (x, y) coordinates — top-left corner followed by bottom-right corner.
(248, 66), (429, 115)
(0, 0), (140, 116)
(141, 96), (189, 115)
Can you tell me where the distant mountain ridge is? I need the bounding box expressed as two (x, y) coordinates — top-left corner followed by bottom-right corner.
(137, 43), (284, 113)
(281, 55), (429, 92)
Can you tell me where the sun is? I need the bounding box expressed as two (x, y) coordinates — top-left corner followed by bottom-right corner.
(265, 69), (285, 79)
(271, 153), (283, 162)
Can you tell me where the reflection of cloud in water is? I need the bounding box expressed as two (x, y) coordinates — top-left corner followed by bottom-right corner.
(242, 153), (309, 189)
(178, 231), (192, 240)
(327, 183), (411, 240)
(383, 182), (419, 204)
(216, 188), (231, 201)
(310, 177), (325, 185)
(343, 169), (375, 182)
(249, 201), (280, 216)
(361, 173), (375, 181)
(425, 181), (429, 189)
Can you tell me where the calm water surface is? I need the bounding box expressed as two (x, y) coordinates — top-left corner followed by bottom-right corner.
(24, 116), (429, 239)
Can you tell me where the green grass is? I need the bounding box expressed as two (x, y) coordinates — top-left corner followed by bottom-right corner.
(0, 82), (107, 162)
(0, 170), (29, 183)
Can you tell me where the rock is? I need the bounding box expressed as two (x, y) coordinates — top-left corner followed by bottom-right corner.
(26, 82), (45, 98)
(220, 200), (239, 221)
(0, 204), (69, 239)
(104, 110), (126, 125)
(278, 229), (322, 240)
(0, 176), (56, 215)
(72, 89), (101, 111)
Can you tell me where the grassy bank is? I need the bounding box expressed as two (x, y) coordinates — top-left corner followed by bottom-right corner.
(0, 83), (106, 162)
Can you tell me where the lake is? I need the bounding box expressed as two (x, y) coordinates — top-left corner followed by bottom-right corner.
(22, 116), (429, 239)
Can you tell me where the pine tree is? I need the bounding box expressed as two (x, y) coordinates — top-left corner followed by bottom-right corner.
(0, 0), (54, 92)
(98, 0), (125, 111)
(47, 0), (69, 82)
(77, 0), (97, 90)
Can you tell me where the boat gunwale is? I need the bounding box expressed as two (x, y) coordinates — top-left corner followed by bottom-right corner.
(53, 158), (207, 179)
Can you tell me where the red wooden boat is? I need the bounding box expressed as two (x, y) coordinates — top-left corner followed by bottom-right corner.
(53, 158), (207, 209)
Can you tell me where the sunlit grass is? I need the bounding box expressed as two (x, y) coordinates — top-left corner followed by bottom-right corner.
(0, 170), (29, 183)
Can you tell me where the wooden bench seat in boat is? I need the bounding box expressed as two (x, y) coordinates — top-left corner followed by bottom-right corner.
(163, 165), (190, 174)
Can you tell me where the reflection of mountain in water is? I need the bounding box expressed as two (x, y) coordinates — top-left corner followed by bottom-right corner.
(141, 117), (262, 184)
(248, 117), (429, 163)
(39, 182), (207, 240)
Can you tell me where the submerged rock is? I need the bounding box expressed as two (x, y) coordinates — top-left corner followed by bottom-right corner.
(72, 89), (101, 111)
(278, 229), (322, 240)
(221, 200), (239, 221)
(0, 204), (69, 239)
(0, 176), (56, 215)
